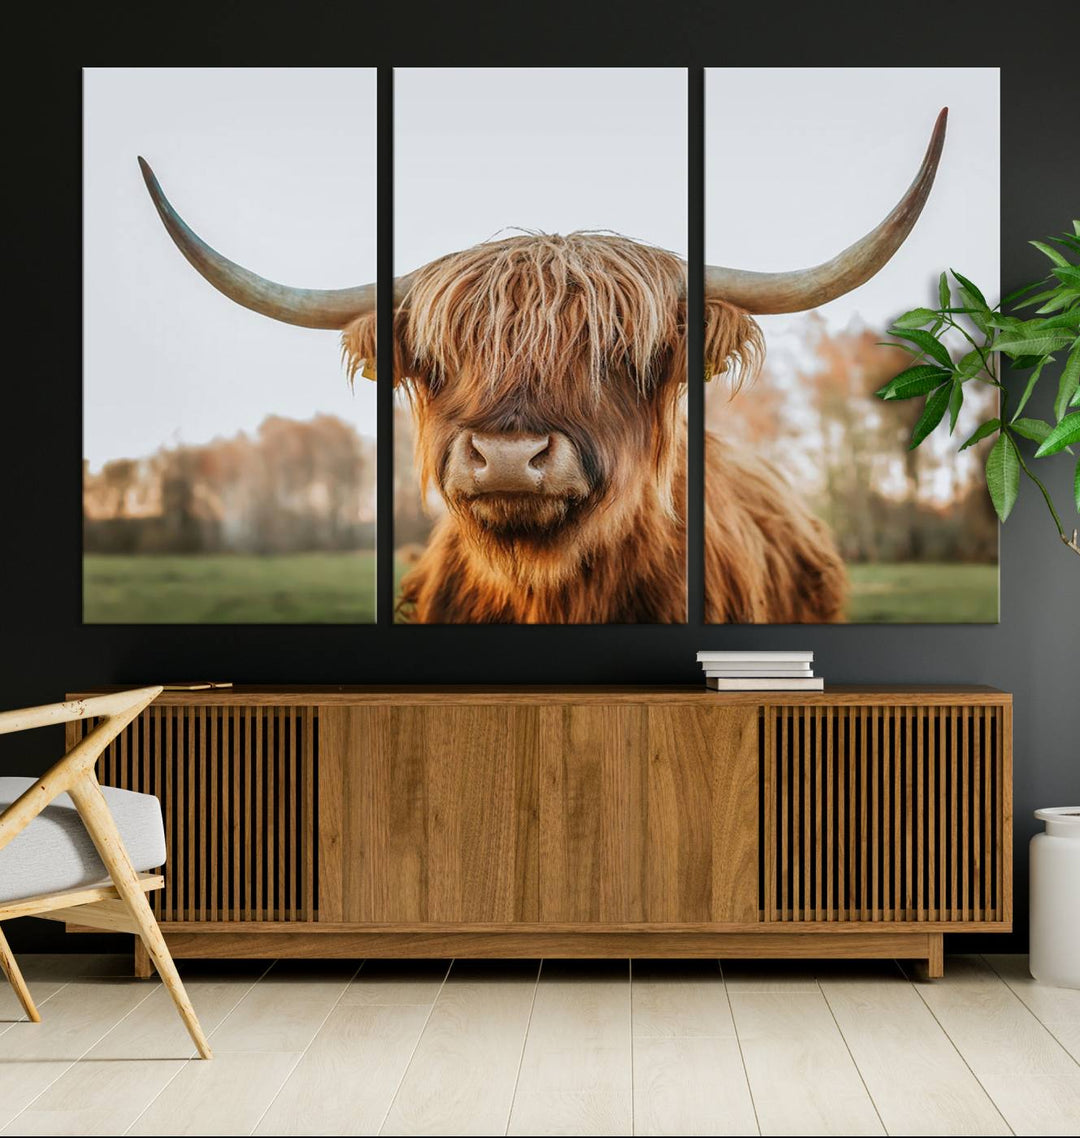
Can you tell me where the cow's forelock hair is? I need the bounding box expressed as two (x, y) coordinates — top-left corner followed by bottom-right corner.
(402, 232), (686, 395)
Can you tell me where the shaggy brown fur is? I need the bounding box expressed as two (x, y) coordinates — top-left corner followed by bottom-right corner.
(344, 232), (847, 624)
(704, 437), (847, 623)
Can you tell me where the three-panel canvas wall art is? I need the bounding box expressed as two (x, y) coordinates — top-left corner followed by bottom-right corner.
(83, 66), (1000, 625)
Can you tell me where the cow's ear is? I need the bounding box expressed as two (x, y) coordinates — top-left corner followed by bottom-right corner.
(342, 312), (379, 383)
(704, 298), (763, 393)
(341, 309), (415, 386)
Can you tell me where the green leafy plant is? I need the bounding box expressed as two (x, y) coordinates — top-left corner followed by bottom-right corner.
(875, 220), (1080, 559)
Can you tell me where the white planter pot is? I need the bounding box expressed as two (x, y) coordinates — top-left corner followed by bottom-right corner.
(1030, 807), (1080, 988)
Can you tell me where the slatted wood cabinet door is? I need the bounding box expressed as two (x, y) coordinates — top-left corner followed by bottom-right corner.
(762, 702), (1011, 926)
(68, 703), (318, 924)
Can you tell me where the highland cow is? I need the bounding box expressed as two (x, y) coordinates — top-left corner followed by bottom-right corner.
(137, 108), (946, 623)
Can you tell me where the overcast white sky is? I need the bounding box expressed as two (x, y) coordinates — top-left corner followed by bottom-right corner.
(394, 68), (687, 270)
(705, 67), (1000, 336)
(83, 68), (376, 471)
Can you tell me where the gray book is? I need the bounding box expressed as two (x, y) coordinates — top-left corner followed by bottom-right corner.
(696, 650), (813, 663)
(706, 677), (824, 691)
(704, 669), (814, 678)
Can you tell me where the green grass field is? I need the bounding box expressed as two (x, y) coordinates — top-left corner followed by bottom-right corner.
(85, 554), (996, 625)
(392, 559), (995, 623)
(84, 552), (376, 624)
(846, 562), (998, 623)
(391, 561), (997, 623)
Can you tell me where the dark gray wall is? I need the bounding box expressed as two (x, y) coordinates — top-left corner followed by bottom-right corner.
(2, 9), (1078, 953)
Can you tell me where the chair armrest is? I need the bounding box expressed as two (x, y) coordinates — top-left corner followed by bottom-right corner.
(0, 686), (162, 736)
(0, 686), (162, 853)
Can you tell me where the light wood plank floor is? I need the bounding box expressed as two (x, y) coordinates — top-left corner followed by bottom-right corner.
(1, 954), (1078, 1135)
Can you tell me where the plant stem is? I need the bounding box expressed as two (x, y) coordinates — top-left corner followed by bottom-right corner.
(942, 314), (999, 384)
(1011, 435), (1069, 543)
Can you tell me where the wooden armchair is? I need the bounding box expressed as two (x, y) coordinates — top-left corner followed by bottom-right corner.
(0, 686), (211, 1058)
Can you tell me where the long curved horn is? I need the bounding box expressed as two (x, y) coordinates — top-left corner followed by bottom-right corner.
(138, 157), (380, 330)
(705, 108), (948, 314)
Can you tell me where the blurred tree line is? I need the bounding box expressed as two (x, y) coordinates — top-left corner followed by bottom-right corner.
(85, 415), (375, 555)
(707, 317), (998, 564)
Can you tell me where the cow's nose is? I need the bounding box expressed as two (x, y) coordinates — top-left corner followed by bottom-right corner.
(469, 432), (551, 492)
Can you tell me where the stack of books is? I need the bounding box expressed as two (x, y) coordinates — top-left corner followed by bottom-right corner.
(696, 651), (823, 691)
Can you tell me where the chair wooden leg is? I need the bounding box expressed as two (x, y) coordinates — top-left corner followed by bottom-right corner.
(69, 777), (213, 1059)
(0, 924), (40, 1023)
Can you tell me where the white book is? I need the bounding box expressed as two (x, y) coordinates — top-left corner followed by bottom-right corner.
(701, 662), (811, 673)
(706, 677), (824, 691)
(705, 664), (814, 673)
(696, 650), (814, 663)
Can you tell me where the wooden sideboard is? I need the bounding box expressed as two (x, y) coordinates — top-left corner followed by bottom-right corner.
(66, 686), (1012, 977)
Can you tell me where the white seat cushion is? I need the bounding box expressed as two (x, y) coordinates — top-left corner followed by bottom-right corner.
(0, 777), (166, 904)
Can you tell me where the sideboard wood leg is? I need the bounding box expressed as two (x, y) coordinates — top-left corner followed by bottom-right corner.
(134, 937), (152, 979)
(927, 933), (944, 979)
